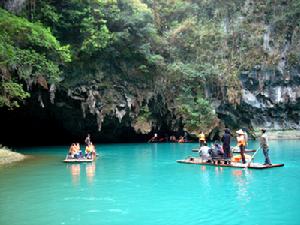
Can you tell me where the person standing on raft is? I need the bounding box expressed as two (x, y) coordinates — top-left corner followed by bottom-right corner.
(199, 131), (206, 147)
(221, 128), (231, 164)
(85, 134), (91, 146)
(236, 129), (246, 164)
(260, 128), (272, 165)
(242, 128), (249, 147)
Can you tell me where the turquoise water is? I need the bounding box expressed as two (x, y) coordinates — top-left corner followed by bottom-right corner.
(0, 141), (299, 225)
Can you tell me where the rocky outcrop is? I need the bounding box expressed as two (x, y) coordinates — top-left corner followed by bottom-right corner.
(2, 0), (27, 13)
(0, 146), (26, 165)
(215, 66), (300, 136)
(240, 68), (300, 129)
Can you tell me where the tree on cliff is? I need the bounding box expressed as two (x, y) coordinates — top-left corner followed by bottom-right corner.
(0, 0), (299, 134)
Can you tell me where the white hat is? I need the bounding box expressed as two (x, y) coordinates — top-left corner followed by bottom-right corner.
(236, 129), (244, 135)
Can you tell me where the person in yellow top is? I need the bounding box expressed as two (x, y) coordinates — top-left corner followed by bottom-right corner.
(85, 142), (96, 159)
(85, 143), (92, 159)
(236, 129), (246, 164)
(199, 131), (206, 147)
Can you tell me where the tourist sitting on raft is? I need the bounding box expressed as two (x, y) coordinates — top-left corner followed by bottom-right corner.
(178, 132), (190, 143)
(199, 143), (211, 162)
(178, 136), (185, 143)
(69, 143), (82, 159)
(148, 133), (159, 143)
(169, 135), (177, 142)
(85, 143), (96, 159)
(210, 141), (224, 158)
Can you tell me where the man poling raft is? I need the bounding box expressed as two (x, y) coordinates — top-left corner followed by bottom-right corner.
(260, 128), (272, 165)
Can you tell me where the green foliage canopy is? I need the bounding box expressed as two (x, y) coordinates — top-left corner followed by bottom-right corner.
(0, 8), (71, 108)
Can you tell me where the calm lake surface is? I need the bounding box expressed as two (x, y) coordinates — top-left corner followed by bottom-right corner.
(0, 141), (300, 225)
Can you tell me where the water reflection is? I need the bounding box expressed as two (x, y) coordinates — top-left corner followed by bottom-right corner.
(198, 166), (253, 202)
(214, 166), (224, 175)
(232, 169), (253, 204)
(86, 163), (96, 184)
(199, 166), (211, 191)
(232, 170), (243, 177)
(68, 163), (96, 185)
(199, 166), (224, 174)
(69, 164), (81, 186)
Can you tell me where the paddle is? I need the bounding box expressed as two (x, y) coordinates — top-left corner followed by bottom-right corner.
(247, 146), (261, 167)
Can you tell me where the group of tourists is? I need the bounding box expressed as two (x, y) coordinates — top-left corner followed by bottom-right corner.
(148, 132), (189, 143)
(68, 134), (96, 159)
(198, 128), (271, 165)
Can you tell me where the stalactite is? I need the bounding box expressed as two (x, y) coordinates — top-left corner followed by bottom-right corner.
(49, 84), (56, 104)
(38, 91), (44, 108)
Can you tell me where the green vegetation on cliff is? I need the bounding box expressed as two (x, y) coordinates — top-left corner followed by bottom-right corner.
(0, 8), (70, 108)
(0, 0), (299, 133)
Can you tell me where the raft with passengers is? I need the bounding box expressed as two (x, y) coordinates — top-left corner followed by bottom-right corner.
(177, 128), (284, 169)
(64, 134), (98, 163)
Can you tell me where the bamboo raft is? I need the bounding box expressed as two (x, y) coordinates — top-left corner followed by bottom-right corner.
(63, 158), (95, 163)
(177, 157), (284, 169)
(63, 154), (98, 163)
(192, 148), (256, 153)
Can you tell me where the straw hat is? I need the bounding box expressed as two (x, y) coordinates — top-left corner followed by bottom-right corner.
(236, 129), (244, 135)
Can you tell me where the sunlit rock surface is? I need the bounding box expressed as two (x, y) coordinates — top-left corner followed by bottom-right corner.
(0, 147), (26, 165)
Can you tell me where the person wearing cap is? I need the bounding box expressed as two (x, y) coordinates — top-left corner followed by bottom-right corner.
(260, 128), (271, 165)
(236, 129), (246, 164)
(221, 128), (231, 164)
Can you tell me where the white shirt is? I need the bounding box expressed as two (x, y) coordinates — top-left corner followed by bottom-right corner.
(199, 146), (211, 160)
(260, 133), (269, 148)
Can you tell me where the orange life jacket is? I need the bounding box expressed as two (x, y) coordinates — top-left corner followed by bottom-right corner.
(237, 136), (246, 147)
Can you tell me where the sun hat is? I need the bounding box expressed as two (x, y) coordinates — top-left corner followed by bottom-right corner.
(236, 129), (244, 135)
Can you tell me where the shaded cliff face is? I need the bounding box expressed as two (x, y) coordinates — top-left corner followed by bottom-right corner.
(240, 69), (300, 129)
(216, 68), (300, 132)
(0, 78), (181, 145)
(1, 66), (299, 146)
(0, 56), (299, 147)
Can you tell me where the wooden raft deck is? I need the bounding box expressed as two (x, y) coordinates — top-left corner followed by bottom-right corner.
(63, 158), (95, 163)
(177, 157), (284, 169)
(192, 149), (256, 153)
(63, 156), (97, 163)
